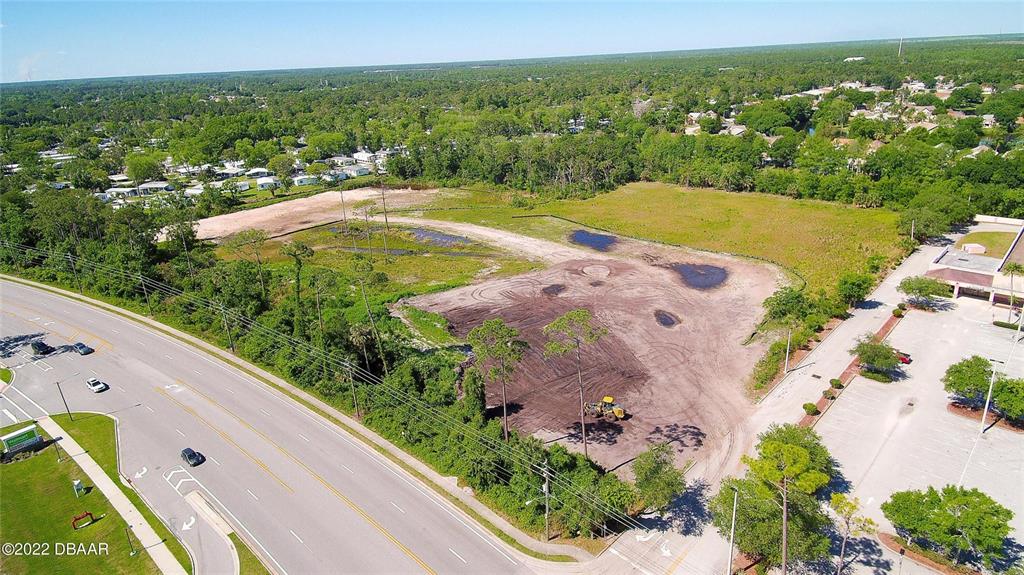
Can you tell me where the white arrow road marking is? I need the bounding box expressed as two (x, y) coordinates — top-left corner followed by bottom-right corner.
(448, 548), (467, 564)
(134, 466), (148, 479)
(636, 530), (657, 542)
(182, 516), (195, 531)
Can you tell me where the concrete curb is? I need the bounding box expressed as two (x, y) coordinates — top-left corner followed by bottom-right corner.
(0, 274), (594, 566)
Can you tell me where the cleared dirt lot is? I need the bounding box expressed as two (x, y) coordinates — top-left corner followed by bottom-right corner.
(195, 187), (437, 240)
(408, 226), (782, 476)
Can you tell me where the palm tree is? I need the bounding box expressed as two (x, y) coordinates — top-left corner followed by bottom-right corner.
(1002, 262), (1024, 322)
(542, 308), (607, 459)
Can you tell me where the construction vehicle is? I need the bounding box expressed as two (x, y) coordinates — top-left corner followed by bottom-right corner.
(585, 396), (626, 420)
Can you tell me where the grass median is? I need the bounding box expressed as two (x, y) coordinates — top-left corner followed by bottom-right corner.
(0, 421), (160, 575)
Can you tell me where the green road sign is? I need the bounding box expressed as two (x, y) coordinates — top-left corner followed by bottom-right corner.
(1, 424), (42, 453)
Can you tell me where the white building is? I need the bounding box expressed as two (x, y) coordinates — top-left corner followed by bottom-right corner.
(256, 176), (281, 190)
(342, 165), (370, 178)
(329, 156), (356, 166)
(353, 151), (375, 166)
(292, 174), (319, 186)
(105, 186), (139, 197)
(246, 168), (271, 177)
(138, 181), (173, 194)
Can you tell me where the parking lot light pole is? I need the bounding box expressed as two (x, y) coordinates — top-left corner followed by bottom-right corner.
(54, 372), (80, 421)
(726, 486), (739, 575)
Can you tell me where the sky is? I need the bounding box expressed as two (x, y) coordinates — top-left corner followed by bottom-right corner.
(2, 1), (1022, 83)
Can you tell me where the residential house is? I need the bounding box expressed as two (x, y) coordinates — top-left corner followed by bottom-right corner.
(256, 176), (281, 190)
(105, 186), (139, 197)
(843, 56), (866, 62)
(328, 156), (356, 167)
(246, 168), (271, 177)
(342, 165), (370, 178)
(726, 124), (748, 136)
(215, 165), (246, 180)
(138, 181), (173, 195)
(964, 145), (994, 159)
(981, 114), (997, 129)
(905, 121), (938, 133)
(49, 181), (72, 190)
(108, 174), (131, 184)
(353, 150), (375, 166)
(867, 140), (885, 154)
(292, 174), (319, 186)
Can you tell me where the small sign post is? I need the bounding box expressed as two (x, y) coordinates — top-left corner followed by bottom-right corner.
(73, 479), (86, 498)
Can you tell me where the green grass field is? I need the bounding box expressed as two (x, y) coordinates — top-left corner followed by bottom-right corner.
(413, 182), (904, 291)
(50, 414), (193, 574)
(956, 231), (1017, 259)
(0, 422), (160, 575)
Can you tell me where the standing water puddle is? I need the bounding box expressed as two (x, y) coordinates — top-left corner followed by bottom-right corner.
(408, 227), (472, 247)
(542, 284), (567, 296)
(667, 263), (728, 289)
(654, 310), (679, 327)
(569, 230), (617, 252)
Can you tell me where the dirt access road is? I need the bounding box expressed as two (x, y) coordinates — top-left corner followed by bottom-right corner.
(194, 187), (437, 240)
(405, 217), (783, 480)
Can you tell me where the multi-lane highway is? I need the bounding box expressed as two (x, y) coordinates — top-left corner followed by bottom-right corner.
(0, 279), (537, 575)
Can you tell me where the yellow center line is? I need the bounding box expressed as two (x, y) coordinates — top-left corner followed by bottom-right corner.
(155, 387), (293, 493)
(663, 543), (692, 575)
(179, 381), (437, 575)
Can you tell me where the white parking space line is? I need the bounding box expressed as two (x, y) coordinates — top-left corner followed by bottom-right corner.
(8, 385), (48, 417)
(448, 548), (467, 564)
(224, 388), (235, 394)
(175, 428), (186, 438)
(144, 406), (155, 413)
(194, 370), (202, 375)
(297, 433), (309, 442)
(390, 501), (405, 514)
(208, 456), (221, 466)
(290, 530), (304, 544)
(118, 386), (126, 393)
(164, 355), (173, 360)
(259, 408), (270, 417)
(2, 396), (33, 420)
(90, 369), (98, 376)
(3, 409), (17, 423)
(110, 329), (119, 334)
(340, 463), (354, 474)
(246, 489), (259, 501)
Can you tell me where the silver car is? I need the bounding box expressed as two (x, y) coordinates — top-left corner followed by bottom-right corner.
(85, 377), (108, 393)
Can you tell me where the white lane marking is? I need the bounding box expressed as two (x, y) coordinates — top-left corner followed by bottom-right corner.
(290, 529), (304, 544)
(194, 370), (202, 375)
(175, 428), (186, 438)
(297, 433), (309, 442)
(208, 456), (221, 466)
(110, 329), (120, 334)
(90, 369), (99, 376)
(448, 548), (467, 564)
(224, 388), (235, 394)
(2, 409), (17, 423)
(7, 385), (48, 417)
(43, 321), (54, 326)
(340, 463), (354, 474)
(390, 501), (406, 514)
(86, 319), (93, 324)
(259, 408), (270, 416)
(164, 355), (173, 360)
(118, 386), (126, 393)
(1, 396), (33, 420)
(145, 406), (155, 413)
(246, 489), (259, 501)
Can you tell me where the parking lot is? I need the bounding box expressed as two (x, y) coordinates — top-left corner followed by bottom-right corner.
(815, 296), (1024, 538)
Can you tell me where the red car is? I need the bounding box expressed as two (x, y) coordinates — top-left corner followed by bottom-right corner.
(896, 351), (912, 364)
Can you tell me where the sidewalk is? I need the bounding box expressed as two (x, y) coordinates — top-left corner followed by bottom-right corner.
(2, 274), (592, 567)
(36, 415), (188, 575)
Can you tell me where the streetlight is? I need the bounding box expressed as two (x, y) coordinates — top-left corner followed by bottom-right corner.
(55, 372), (80, 421)
(726, 485), (739, 575)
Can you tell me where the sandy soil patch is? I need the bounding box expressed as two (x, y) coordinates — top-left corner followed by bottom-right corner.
(407, 223), (783, 478)
(194, 187), (438, 240)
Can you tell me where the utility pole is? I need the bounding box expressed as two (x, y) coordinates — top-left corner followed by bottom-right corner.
(363, 211), (374, 263)
(219, 302), (235, 353)
(339, 189), (349, 231)
(139, 273), (154, 315)
(910, 219), (915, 242)
(358, 279), (389, 376)
(543, 462), (551, 542)
(726, 486), (739, 575)
(784, 329), (793, 373)
(348, 370), (361, 418)
(379, 188), (391, 232)
(67, 254), (82, 293)
(55, 372), (79, 421)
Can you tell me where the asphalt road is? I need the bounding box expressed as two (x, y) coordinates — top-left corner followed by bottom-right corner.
(0, 279), (534, 575)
